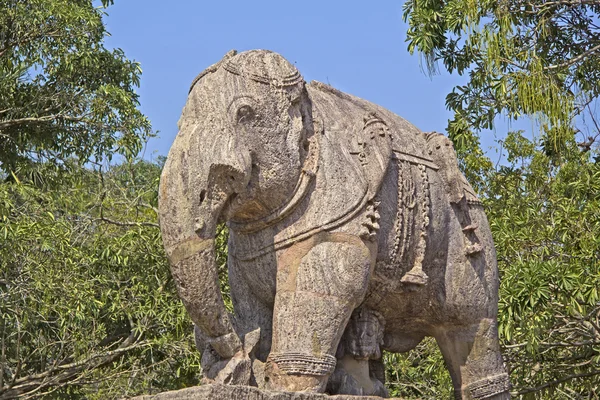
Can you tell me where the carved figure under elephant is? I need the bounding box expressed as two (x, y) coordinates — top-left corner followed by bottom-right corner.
(158, 49), (511, 399)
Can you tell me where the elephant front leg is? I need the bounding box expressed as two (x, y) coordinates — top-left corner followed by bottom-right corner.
(265, 233), (374, 392)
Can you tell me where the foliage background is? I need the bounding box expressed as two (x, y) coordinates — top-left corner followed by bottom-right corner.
(0, 161), (201, 399)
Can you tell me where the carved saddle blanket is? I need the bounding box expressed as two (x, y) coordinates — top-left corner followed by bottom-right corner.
(230, 81), (477, 263)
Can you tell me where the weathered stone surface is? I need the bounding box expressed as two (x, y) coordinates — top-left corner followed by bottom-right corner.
(133, 384), (399, 400)
(157, 49), (511, 399)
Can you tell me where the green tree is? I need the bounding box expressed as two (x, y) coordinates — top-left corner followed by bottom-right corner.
(0, 0), (151, 173)
(402, 0), (600, 397)
(384, 340), (452, 399)
(0, 159), (201, 399)
(0, 3), (178, 396)
(402, 0), (600, 158)
(487, 133), (600, 398)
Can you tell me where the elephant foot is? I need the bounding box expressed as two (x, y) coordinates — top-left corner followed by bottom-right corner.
(212, 353), (253, 385)
(435, 319), (511, 399)
(400, 267), (428, 286)
(199, 328), (262, 386)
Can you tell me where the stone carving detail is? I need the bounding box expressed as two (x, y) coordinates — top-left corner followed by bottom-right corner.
(343, 308), (385, 360)
(327, 308), (388, 397)
(387, 159), (431, 287)
(400, 163), (430, 286)
(389, 160), (411, 267)
(360, 200), (381, 241)
(468, 374), (512, 400)
(425, 131), (484, 258)
(267, 353), (337, 376)
(158, 49), (511, 399)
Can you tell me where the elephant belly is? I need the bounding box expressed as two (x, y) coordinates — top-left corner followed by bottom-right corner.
(365, 158), (453, 330)
(373, 158), (449, 288)
(366, 158), (496, 337)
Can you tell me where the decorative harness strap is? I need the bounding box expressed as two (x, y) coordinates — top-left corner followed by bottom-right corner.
(231, 116), (371, 262)
(231, 122), (445, 263)
(228, 132), (320, 234)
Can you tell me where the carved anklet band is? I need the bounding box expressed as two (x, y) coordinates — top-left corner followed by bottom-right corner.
(267, 353), (337, 376)
(468, 373), (511, 399)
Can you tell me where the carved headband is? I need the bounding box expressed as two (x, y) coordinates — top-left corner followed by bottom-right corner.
(189, 50), (304, 93)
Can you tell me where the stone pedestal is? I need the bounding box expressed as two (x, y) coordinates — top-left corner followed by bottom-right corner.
(133, 384), (401, 400)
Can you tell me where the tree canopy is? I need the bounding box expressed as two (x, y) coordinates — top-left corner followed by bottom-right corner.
(0, 1), (178, 398)
(403, 0), (600, 162)
(0, 159), (201, 399)
(0, 0), (151, 173)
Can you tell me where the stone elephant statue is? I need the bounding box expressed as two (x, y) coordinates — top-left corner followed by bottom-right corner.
(158, 49), (511, 399)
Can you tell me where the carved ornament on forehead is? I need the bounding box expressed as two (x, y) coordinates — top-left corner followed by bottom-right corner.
(222, 50), (304, 88)
(188, 49), (238, 94)
(363, 112), (387, 132)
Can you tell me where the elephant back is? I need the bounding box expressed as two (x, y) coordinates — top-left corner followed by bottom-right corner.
(306, 81), (435, 171)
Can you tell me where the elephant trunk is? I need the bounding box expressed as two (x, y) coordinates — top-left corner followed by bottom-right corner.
(169, 232), (241, 358)
(159, 132), (252, 359)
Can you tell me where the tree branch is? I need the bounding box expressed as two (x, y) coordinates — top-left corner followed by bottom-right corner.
(545, 42), (600, 70)
(536, 0), (600, 9)
(515, 369), (600, 395)
(0, 29), (63, 59)
(0, 332), (149, 399)
(0, 115), (84, 130)
(94, 216), (159, 229)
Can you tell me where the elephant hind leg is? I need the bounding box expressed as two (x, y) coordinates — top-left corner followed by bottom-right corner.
(435, 319), (511, 400)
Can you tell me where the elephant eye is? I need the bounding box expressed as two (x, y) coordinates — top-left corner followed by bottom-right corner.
(236, 105), (255, 124)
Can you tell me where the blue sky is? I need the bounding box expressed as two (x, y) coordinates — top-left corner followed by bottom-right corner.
(103, 1), (504, 161)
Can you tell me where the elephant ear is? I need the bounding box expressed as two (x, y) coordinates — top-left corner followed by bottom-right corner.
(350, 112), (393, 200)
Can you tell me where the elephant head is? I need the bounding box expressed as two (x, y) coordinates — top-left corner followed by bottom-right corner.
(158, 50), (312, 361)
